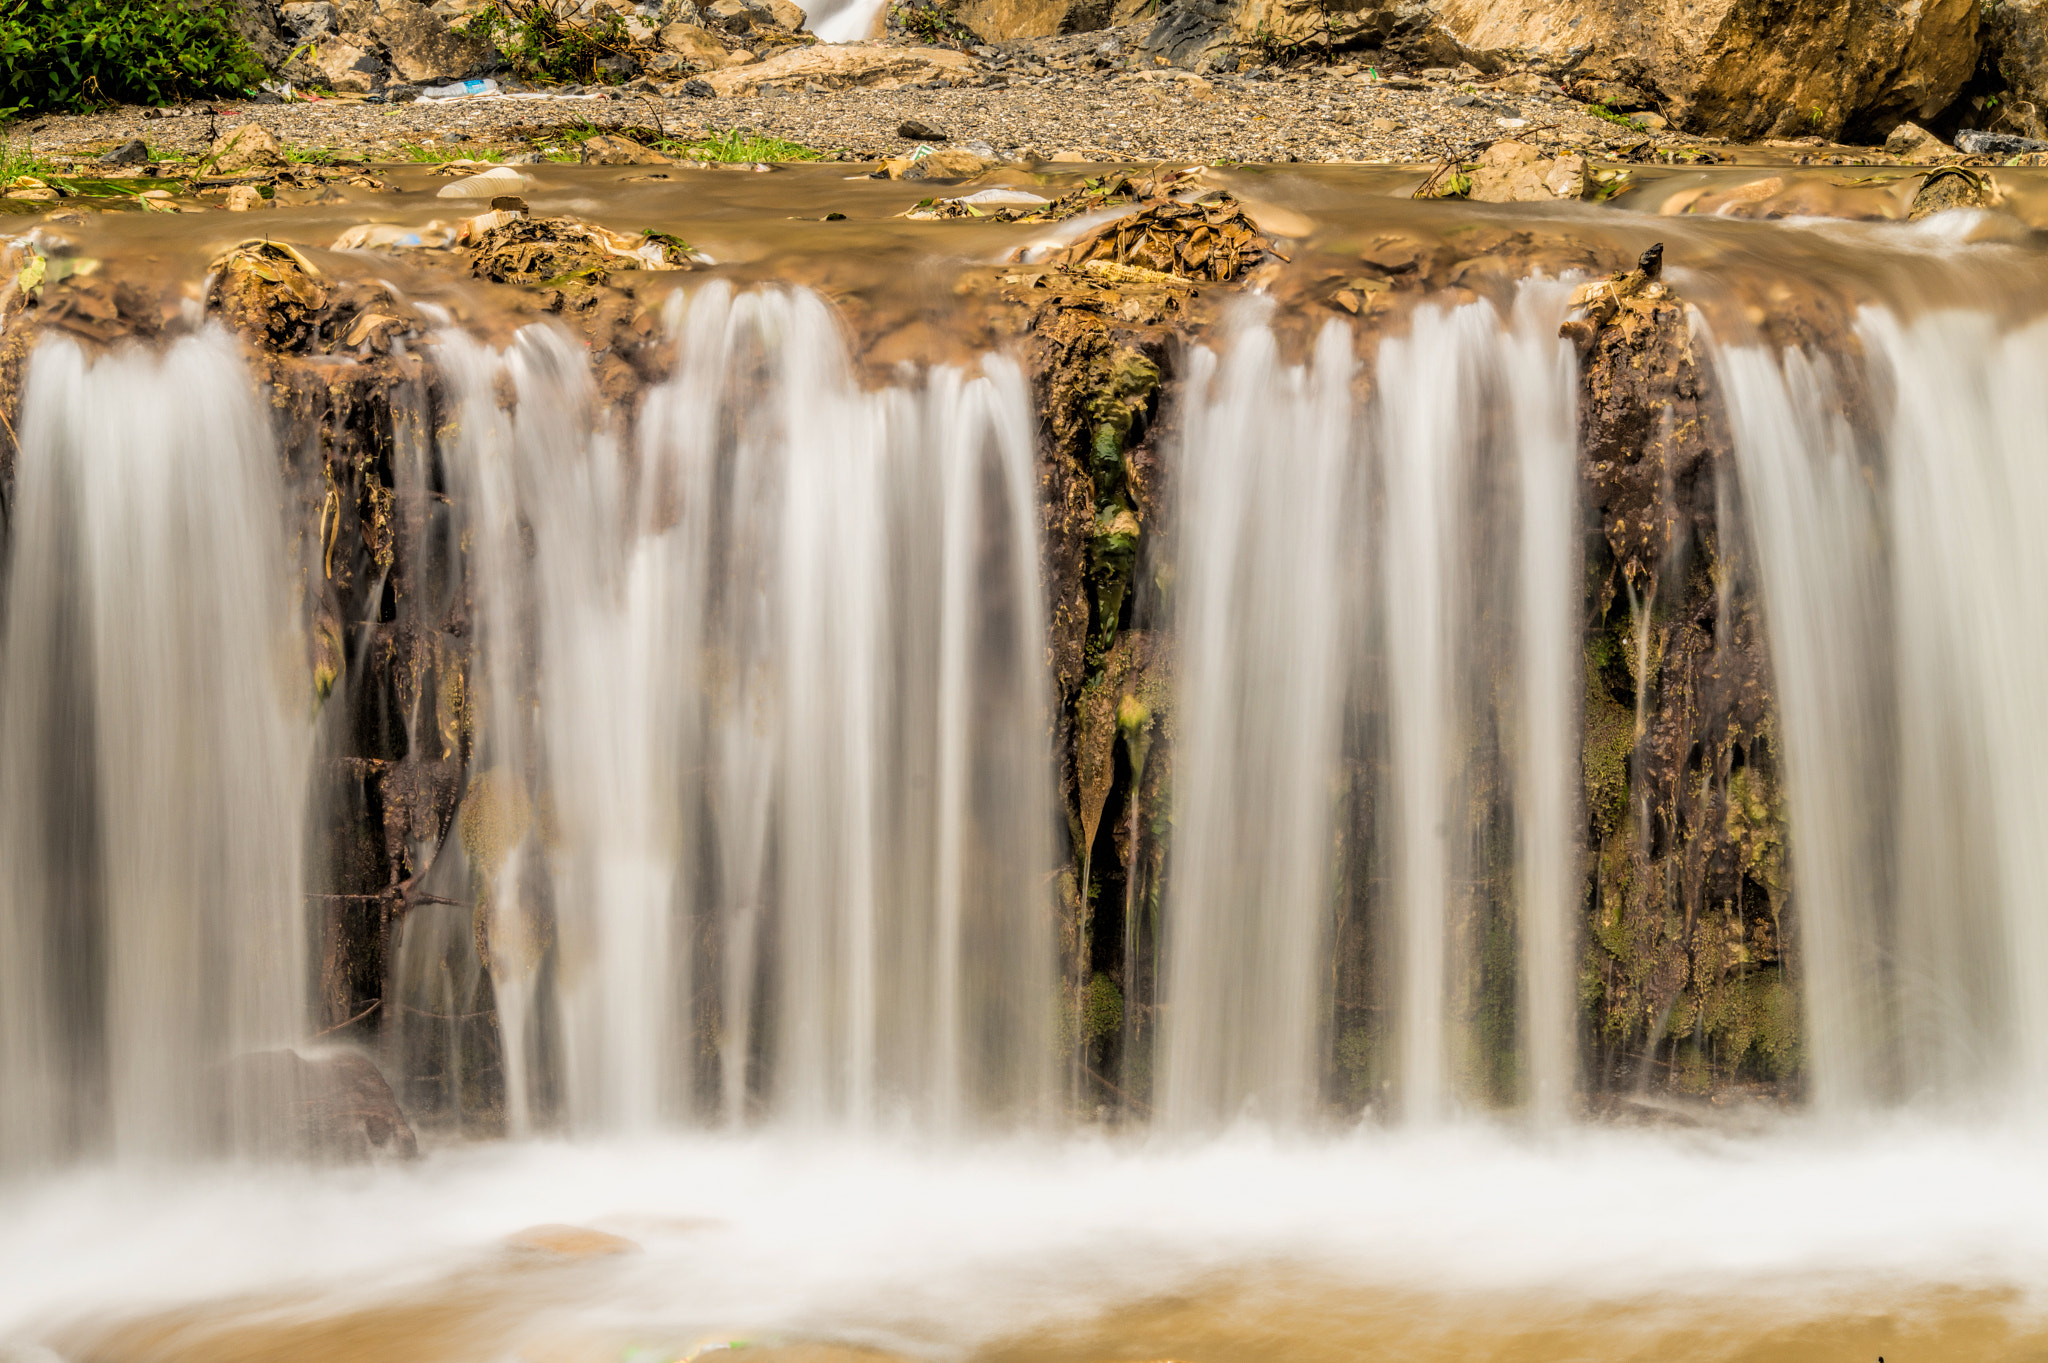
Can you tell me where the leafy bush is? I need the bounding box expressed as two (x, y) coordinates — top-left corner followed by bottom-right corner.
(461, 0), (631, 85)
(0, 0), (267, 113)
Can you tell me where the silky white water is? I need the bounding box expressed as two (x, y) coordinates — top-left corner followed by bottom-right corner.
(1163, 287), (1581, 1127)
(1712, 304), (2048, 1115)
(407, 284), (1055, 1136)
(0, 330), (309, 1166)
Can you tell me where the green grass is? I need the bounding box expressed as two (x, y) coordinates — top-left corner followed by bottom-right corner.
(399, 142), (514, 162)
(526, 123), (826, 164)
(0, 135), (53, 179)
(654, 127), (822, 162)
(1585, 103), (1648, 131)
(284, 145), (345, 165)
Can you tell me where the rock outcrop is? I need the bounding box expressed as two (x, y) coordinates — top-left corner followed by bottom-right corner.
(701, 39), (974, 92)
(1429, 0), (1977, 141)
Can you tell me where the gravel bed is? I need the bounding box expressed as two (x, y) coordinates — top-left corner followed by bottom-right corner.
(14, 28), (1708, 167)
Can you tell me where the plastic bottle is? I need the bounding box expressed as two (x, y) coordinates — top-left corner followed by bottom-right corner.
(421, 78), (499, 99)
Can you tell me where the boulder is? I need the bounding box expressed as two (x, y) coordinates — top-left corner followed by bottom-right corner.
(701, 40), (975, 94)
(1224, 0), (1444, 58)
(1885, 120), (1953, 162)
(224, 0), (292, 65)
(753, 0), (809, 29)
(222, 1049), (418, 1161)
(1465, 140), (1550, 202)
(1430, 0), (1979, 142)
(312, 37), (386, 93)
(369, 0), (488, 83)
(1982, 0), (2048, 140)
(278, 0), (340, 41)
(896, 147), (990, 179)
(210, 123), (285, 172)
(947, 0), (1146, 43)
(660, 21), (742, 66)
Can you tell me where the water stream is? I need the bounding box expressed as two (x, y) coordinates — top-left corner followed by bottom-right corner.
(8, 203), (2048, 1358)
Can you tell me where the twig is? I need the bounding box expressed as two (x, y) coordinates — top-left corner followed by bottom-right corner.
(311, 998), (381, 1038)
(1083, 1062), (1152, 1115)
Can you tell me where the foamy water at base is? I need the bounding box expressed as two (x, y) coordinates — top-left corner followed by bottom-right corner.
(4, 1123), (2044, 1362)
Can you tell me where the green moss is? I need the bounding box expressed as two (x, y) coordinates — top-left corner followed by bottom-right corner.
(1583, 646), (1635, 838)
(1084, 972), (1123, 1042)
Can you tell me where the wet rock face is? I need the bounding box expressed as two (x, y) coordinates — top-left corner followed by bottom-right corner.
(1431, 0), (1977, 141)
(1575, 282), (1796, 1097)
(223, 1050), (420, 1159)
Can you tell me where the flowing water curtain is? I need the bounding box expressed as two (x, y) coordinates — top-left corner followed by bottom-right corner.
(643, 284), (1058, 1131)
(0, 330), (310, 1164)
(1158, 288), (1582, 1130)
(420, 285), (1057, 1135)
(1158, 311), (1357, 1131)
(1714, 306), (2048, 1114)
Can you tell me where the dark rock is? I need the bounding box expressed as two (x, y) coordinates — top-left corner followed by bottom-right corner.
(277, 0), (338, 42)
(222, 1049), (419, 1161)
(370, 0), (489, 84)
(97, 138), (148, 167)
(1956, 129), (2048, 155)
(388, 84), (421, 102)
(898, 118), (948, 140)
(681, 78), (717, 96)
(596, 53), (642, 81)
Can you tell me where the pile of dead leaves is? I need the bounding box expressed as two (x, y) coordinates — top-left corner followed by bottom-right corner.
(1055, 193), (1270, 284)
(469, 216), (694, 287)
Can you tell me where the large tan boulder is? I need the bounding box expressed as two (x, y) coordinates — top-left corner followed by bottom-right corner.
(1224, 0), (1444, 58)
(702, 40), (975, 93)
(369, 0), (488, 82)
(308, 36), (385, 92)
(1430, 0), (1978, 141)
(660, 20), (743, 66)
(946, 0), (1147, 42)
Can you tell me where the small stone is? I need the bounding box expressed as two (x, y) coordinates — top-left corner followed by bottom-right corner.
(1634, 112), (1668, 131)
(225, 184), (271, 211)
(1544, 153), (1588, 198)
(1957, 129), (2048, 155)
(897, 147), (989, 180)
(681, 78), (716, 97)
(210, 123), (284, 172)
(1883, 120), (1951, 161)
(898, 119), (947, 140)
(580, 133), (673, 165)
(1367, 117), (1400, 134)
(98, 138), (148, 167)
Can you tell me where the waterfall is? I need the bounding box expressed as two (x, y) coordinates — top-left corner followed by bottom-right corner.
(413, 284), (1057, 1134)
(1160, 288), (1582, 1127)
(0, 330), (310, 1164)
(1714, 305), (2048, 1115)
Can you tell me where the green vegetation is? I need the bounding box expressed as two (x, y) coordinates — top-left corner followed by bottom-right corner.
(460, 0), (632, 86)
(0, 133), (52, 180)
(0, 0), (265, 114)
(401, 141), (514, 162)
(1584, 103), (1648, 130)
(655, 127), (824, 162)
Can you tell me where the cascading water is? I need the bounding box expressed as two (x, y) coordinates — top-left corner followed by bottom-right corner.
(1160, 286), (1582, 1127)
(404, 284), (1056, 1136)
(0, 330), (310, 1165)
(1712, 302), (2048, 1115)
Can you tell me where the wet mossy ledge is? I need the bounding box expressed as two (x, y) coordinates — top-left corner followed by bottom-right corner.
(0, 190), (1812, 1124)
